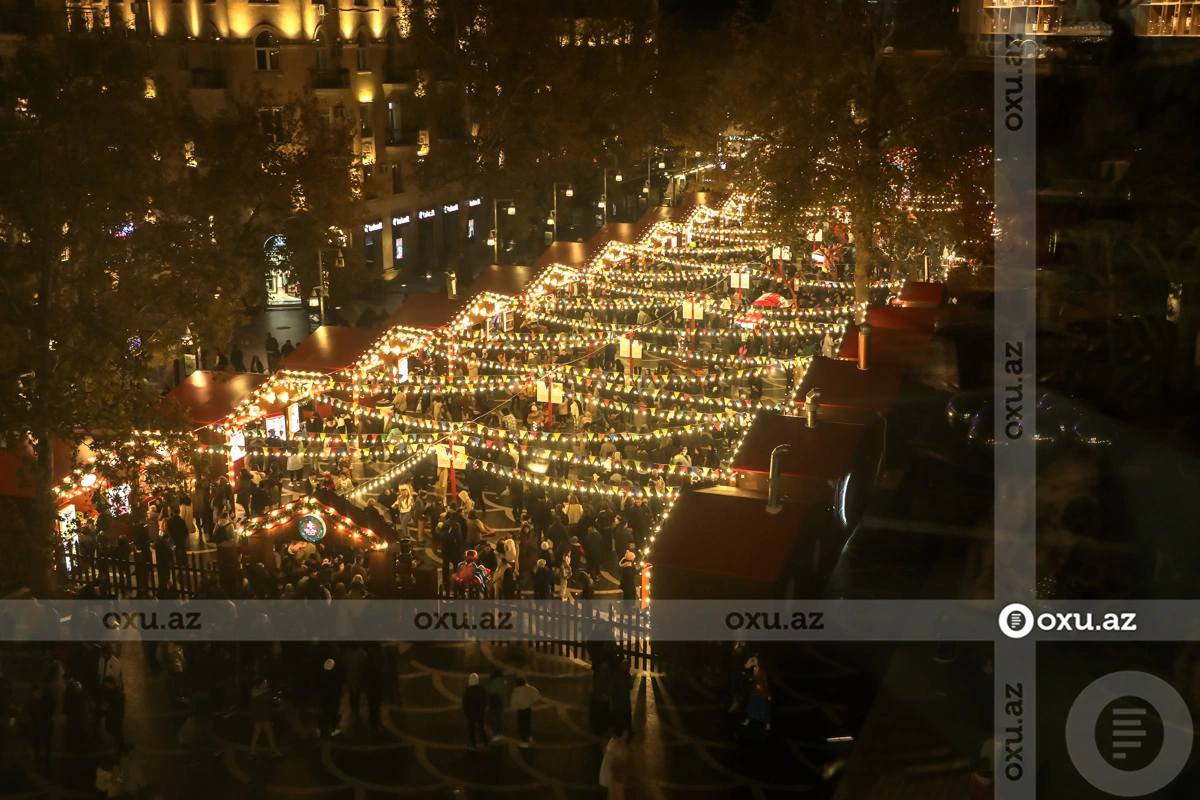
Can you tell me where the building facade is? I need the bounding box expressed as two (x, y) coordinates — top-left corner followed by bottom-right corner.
(1, 0), (488, 306)
(960, 0), (1200, 55)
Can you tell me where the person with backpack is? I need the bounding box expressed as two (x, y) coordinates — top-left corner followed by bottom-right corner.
(212, 510), (236, 545)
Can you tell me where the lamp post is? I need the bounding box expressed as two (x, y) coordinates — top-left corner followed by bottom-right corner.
(491, 198), (515, 264)
(551, 182), (573, 241)
(602, 168), (622, 225)
(312, 247), (345, 327)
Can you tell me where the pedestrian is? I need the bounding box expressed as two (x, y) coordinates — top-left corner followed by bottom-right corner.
(265, 333), (281, 371)
(250, 355), (266, 373)
(167, 506), (190, 556)
(342, 644), (366, 729)
(741, 655), (772, 732)
(394, 482), (415, 535)
(230, 345), (246, 373)
(280, 339), (295, 360)
(583, 526), (604, 580)
(485, 669), (509, 742)
(94, 754), (123, 799)
(509, 676), (541, 749)
(24, 685), (54, 768)
(250, 678), (281, 757)
(618, 551), (639, 601)
(610, 659), (634, 738)
(590, 657), (612, 729)
(462, 673), (488, 751)
(317, 658), (343, 738)
(99, 675), (125, 746)
(598, 734), (632, 800)
(117, 743), (147, 798)
(507, 474), (524, 521)
(363, 645), (386, 731)
(532, 558), (553, 599)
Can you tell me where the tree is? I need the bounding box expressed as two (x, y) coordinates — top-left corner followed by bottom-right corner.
(0, 30), (359, 591)
(714, 0), (990, 300)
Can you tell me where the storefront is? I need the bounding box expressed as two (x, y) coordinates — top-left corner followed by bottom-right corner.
(391, 212), (411, 274)
(467, 197), (482, 244)
(417, 207), (437, 276)
(441, 202), (460, 254)
(362, 219), (384, 273)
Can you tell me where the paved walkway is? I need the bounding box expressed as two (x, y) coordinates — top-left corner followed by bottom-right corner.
(4, 640), (885, 799)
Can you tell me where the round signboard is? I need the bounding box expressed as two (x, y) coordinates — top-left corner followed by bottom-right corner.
(299, 514), (326, 543)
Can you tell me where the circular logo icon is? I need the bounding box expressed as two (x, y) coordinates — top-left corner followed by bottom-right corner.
(299, 514), (326, 543)
(999, 603), (1034, 639)
(1066, 671), (1193, 797)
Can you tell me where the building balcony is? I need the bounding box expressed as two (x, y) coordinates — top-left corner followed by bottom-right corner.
(190, 68), (228, 90)
(387, 129), (421, 147)
(311, 68), (350, 90)
(383, 66), (417, 87)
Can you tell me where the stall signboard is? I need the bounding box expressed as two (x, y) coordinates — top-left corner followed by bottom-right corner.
(287, 403), (301, 437)
(182, 353), (198, 378)
(681, 300), (704, 321)
(299, 514), (327, 543)
(265, 413), (286, 440)
(435, 444), (467, 470)
(396, 357), (410, 384)
(730, 271), (751, 290)
(228, 432), (246, 464)
(619, 339), (643, 359)
(771, 245), (793, 261)
(536, 381), (564, 404)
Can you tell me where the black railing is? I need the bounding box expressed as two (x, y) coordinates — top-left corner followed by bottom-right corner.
(311, 67), (350, 89)
(61, 541), (221, 599)
(190, 68), (227, 89)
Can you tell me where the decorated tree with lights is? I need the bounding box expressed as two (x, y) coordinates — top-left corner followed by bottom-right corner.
(0, 31), (359, 592)
(717, 0), (989, 300)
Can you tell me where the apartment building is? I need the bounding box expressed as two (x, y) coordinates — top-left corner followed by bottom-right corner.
(960, 0), (1200, 55)
(1, 0), (486, 307)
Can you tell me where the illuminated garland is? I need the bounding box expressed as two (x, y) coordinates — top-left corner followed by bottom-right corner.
(237, 496), (387, 549)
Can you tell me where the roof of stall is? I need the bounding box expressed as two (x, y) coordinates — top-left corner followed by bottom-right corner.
(865, 305), (950, 331)
(798, 356), (904, 414)
(164, 371), (271, 426)
(837, 323), (935, 370)
(730, 413), (866, 482)
(651, 486), (815, 584)
(382, 263), (552, 331)
(278, 326), (383, 373)
(896, 281), (946, 307)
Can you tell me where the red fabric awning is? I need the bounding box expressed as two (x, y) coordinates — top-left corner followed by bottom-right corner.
(278, 326), (382, 373)
(164, 371), (270, 426)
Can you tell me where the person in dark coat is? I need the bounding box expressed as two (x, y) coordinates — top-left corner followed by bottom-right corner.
(265, 333), (281, 371)
(317, 657), (343, 738)
(230, 345), (246, 373)
(583, 526), (605, 580)
(155, 533), (175, 590)
(507, 475), (524, 522)
(363, 645), (386, 730)
(532, 559), (554, 599)
(166, 507), (190, 556)
(462, 673), (489, 751)
(280, 339), (295, 360)
(591, 657), (613, 729)
(610, 658), (634, 738)
(618, 551), (639, 601)
(626, 497), (650, 550)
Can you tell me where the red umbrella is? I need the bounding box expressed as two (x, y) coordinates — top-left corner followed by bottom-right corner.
(752, 292), (784, 308)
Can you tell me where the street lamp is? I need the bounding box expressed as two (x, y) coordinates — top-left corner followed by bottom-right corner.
(552, 181), (573, 242)
(492, 199), (515, 264)
(314, 247), (344, 327)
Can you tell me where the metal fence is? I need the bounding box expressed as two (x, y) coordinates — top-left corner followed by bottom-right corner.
(59, 542), (219, 599)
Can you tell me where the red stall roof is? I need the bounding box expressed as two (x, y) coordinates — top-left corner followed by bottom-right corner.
(164, 371), (270, 426)
(279, 326), (383, 373)
(837, 323), (934, 370)
(896, 281), (946, 307)
(866, 305), (949, 332)
(652, 487), (814, 584)
(383, 264), (553, 331)
(798, 356), (904, 414)
(730, 413), (865, 482)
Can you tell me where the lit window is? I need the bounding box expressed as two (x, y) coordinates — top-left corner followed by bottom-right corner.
(255, 31), (280, 71)
(357, 31), (370, 71)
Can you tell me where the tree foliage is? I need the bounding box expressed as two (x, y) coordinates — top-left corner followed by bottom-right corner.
(0, 31), (359, 590)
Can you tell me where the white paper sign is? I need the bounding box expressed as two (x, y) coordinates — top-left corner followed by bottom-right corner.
(681, 301), (704, 321)
(619, 339), (643, 359)
(772, 245), (792, 261)
(730, 272), (751, 289)
(536, 382), (564, 404)
(436, 444), (467, 469)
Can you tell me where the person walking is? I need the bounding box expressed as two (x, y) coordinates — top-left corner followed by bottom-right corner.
(583, 526), (604, 580)
(462, 673), (488, 751)
(599, 734), (632, 800)
(280, 339), (295, 360)
(610, 659), (634, 738)
(317, 658), (343, 738)
(511, 676), (539, 748)
(250, 355), (266, 373)
(618, 551), (639, 601)
(485, 670), (509, 743)
(166, 506), (190, 556)
(265, 333), (281, 372)
(230, 345), (246, 373)
(250, 678), (281, 757)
